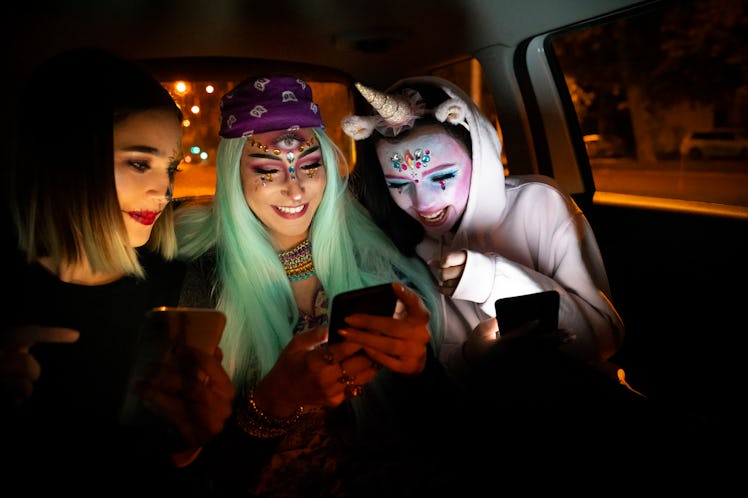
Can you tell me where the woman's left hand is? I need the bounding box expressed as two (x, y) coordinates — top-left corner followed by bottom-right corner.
(134, 344), (236, 450)
(338, 282), (431, 376)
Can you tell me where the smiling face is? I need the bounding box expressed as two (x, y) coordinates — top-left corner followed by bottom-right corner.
(375, 123), (472, 237)
(239, 128), (326, 249)
(114, 109), (182, 247)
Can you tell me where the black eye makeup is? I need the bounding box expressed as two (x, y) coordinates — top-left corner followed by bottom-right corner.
(386, 179), (410, 189)
(429, 170), (457, 183)
(128, 160), (150, 172)
(252, 166), (280, 175)
(301, 161), (322, 171)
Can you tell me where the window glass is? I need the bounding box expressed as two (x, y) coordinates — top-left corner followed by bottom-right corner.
(551, 0), (748, 208)
(161, 80), (354, 199)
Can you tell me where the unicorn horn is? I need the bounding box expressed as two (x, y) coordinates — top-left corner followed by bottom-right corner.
(354, 82), (415, 127)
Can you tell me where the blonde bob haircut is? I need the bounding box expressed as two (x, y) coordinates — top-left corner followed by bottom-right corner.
(11, 48), (182, 278)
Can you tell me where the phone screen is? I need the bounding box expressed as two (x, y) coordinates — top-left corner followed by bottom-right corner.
(144, 307), (226, 353)
(494, 290), (559, 337)
(328, 283), (398, 343)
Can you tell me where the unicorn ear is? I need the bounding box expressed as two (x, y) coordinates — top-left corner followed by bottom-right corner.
(341, 115), (378, 140)
(434, 98), (469, 126)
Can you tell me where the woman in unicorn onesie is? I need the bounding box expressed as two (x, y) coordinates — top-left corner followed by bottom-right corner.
(343, 77), (625, 383)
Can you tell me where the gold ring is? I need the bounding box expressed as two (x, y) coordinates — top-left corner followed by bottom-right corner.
(337, 364), (356, 385)
(344, 383), (364, 398)
(321, 348), (335, 365)
(338, 374), (356, 384)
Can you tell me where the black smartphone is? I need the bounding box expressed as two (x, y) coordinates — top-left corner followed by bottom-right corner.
(494, 290), (560, 337)
(328, 283), (398, 343)
(120, 307), (226, 425)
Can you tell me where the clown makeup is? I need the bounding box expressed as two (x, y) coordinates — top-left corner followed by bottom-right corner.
(375, 124), (472, 237)
(240, 128), (326, 248)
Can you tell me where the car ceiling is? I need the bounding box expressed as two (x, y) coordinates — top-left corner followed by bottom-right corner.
(11, 0), (651, 86)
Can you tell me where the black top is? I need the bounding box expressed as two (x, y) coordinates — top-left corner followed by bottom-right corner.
(3, 247), (189, 496)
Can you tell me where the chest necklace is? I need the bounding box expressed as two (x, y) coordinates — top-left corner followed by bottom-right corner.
(277, 239), (316, 282)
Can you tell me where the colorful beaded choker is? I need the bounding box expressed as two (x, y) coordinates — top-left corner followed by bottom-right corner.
(277, 239), (315, 282)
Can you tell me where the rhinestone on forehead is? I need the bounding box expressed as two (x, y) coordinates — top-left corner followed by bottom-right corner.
(390, 148), (431, 183)
(247, 135), (317, 182)
(247, 136), (315, 156)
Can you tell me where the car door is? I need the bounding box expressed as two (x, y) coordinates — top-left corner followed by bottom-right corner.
(479, 0), (747, 431)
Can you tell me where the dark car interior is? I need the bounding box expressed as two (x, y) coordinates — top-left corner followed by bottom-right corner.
(8, 0), (747, 452)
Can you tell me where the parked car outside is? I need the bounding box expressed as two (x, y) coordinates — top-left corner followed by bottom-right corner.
(679, 129), (748, 159)
(583, 133), (626, 158)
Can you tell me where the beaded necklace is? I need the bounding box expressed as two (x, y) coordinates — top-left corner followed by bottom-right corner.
(277, 239), (315, 282)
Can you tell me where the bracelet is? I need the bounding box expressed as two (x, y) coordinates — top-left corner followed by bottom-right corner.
(236, 386), (305, 439)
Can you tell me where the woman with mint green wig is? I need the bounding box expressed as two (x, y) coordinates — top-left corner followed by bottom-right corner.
(174, 75), (460, 496)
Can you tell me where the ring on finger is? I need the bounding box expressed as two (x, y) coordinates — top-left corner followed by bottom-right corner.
(337, 365), (356, 385)
(320, 348), (335, 365)
(344, 383), (364, 398)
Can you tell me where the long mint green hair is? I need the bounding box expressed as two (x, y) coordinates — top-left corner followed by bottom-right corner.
(176, 129), (442, 390)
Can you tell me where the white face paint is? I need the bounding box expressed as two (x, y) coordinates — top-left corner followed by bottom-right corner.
(375, 124), (472, 237)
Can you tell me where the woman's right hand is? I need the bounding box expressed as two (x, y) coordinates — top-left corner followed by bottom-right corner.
(340, 282), (432, 376)
(253, 283), (434, 418)
(0, 325), (79, 407)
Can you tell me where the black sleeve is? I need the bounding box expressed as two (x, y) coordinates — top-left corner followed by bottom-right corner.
(180, 414), (280, 496)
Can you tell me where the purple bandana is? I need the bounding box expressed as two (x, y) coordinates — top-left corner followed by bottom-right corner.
(219, 75), (324, 138)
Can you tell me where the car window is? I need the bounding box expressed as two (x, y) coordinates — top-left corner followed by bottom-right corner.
(550, 0), (748, 210)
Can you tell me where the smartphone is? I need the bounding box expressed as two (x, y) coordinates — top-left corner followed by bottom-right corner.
(142, 306), (226, 353)
(119, 307), (226, 426)
(494, 290), (559, 337)
(327, 283), (398, 343)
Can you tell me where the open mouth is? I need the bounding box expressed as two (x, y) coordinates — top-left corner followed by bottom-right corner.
(274, 204), (308, 218)
(418, 208), (447, 226)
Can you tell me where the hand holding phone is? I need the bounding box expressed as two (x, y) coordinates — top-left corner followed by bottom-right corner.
(119, 307), (226, 426)
(494, 290), (560, 338)
(327, 283), (398, 343)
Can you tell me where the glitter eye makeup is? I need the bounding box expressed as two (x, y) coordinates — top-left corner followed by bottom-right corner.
(247, 134), (319, 183)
